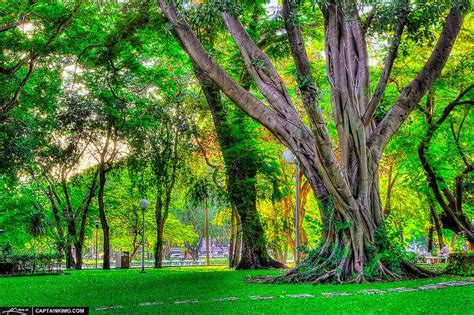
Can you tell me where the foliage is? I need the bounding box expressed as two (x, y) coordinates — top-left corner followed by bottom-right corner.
(0, 243), (61, 274)
(444, 252), (474, 276)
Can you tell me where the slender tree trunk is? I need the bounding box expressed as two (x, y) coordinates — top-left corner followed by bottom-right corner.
(98, 166), (111, 269)
(154, 194), (165, 268)
(428, 222), (434, 252)
(228, 207), (236, 267)
(451, 233), (458, 250)
(231, 214), (242, 267)
(384, 164), (397, 216)
(418, 88), (474, 244)
(60, 180), (78, 270)
(428, 196), (445, 249)
(205, 196), (210, 266)
(75, 175), (97, 270)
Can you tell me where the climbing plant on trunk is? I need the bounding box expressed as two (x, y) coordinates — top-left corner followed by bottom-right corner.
(158, 0), (468, 282)
(194, 68), (284, 269)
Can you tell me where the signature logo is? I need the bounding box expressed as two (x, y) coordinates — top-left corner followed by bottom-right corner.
(0, 308), (30, 315)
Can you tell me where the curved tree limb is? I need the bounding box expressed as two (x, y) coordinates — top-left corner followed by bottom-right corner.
(418, 86), (474, 242)
(363, 0), (409, 125)
(221, 6), (355, 212)
(369, 4), (466, 161)
(157, 0), (332, 202)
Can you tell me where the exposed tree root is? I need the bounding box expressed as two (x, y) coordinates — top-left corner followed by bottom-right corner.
(248, 247), (435, 284)
(236, 255), (287, 270)
(401, 261), (436, 278)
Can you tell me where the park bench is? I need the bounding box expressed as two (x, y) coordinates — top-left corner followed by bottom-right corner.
(423, 255), (448, 264)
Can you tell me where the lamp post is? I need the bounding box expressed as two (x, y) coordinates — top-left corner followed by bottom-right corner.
(283, 148), (300, 264)
(139, 199), (149, 273)
(94, 220), (100, 269)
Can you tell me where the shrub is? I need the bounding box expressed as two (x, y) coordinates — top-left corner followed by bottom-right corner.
(444, 251), (474, 276)
(0, 244), (62, 275)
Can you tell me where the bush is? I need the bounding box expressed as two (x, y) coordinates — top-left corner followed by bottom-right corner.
(0, 244), (62, 275)
(444, 251), (474, 276)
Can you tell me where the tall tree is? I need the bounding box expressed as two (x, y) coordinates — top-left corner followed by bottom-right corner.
(127, 96), (189, 268)
(158, 0), (468, 282)
(91, 123), (120, 269)
(186, 4), (287, 268)
(32, 140), (98, 270)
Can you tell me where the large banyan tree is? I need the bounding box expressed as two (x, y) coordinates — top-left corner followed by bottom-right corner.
(157, 0), (469, 282)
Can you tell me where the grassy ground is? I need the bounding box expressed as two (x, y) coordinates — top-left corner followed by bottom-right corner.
(1, 267), (473, 314)
(80, 257), (229, 267)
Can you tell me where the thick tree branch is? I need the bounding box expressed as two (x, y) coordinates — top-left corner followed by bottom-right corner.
(223, 7), (355, 210)
(369, 5), (465, 161)
(156, 1), (321, 181)
(418, 86), (474, 241)
(158, 1), (356, 212)
(221, 12), (298, 120)
(0, 61), (25, 75)
(1, 55), (36, 115)
(363, 0), (409, 125)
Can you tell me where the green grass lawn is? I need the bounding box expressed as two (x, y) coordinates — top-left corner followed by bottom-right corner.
(1, 267), (473, 314)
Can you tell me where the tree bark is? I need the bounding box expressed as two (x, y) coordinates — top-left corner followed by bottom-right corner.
(153, 121), (179, 268)
(428, 196), (445, 250)
(228, 207), (236, 267)
(98, 165), (111, 269)
(154, 194), (165, 268)
(75, 172), (98, 270)
(230, 212), (242, 268)
(427, 222), (434, 253)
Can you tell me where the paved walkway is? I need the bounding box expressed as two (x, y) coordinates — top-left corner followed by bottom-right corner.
(95, 278), (474, 311)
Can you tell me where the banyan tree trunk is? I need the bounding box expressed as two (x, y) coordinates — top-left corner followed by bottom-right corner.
(281, 166), (432, 283)
(158, 0), (464, 282)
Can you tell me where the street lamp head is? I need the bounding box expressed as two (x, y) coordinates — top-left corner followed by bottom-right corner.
(94, 220), (100, 228)
(283, 148), (297, 164)
(139, 199), (150, 210)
